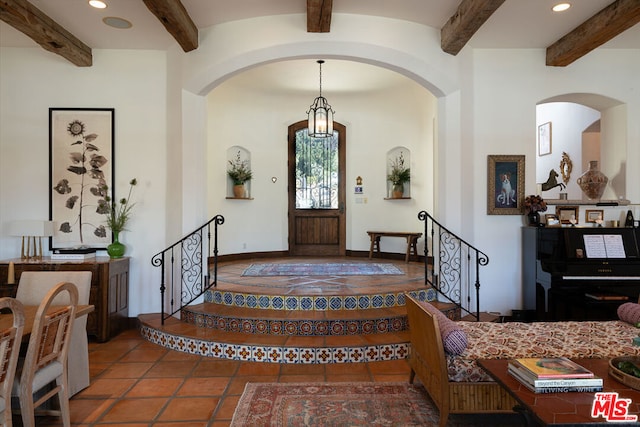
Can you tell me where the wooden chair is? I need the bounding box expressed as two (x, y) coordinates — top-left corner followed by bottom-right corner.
(0, 298), (25, 427)
(13, 282), (78, 427)
(16, 271), (92, 396)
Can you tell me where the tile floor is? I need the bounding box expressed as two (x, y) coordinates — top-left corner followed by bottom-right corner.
(23, 327), (411, 426)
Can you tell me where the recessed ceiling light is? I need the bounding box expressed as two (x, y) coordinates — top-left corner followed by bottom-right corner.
(88, 0), (107, 9)
(552, 3), (571, 12)
(103, 16), (132, 29)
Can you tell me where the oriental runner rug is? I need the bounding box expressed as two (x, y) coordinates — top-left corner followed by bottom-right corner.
(230, 382), (525, 427)
(241, 263), (403, 277)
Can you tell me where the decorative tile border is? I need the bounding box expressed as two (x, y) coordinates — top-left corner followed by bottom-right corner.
(203, 287), (436, 311)
(180, 309), (408, 336)
(139, 324), (410, 364)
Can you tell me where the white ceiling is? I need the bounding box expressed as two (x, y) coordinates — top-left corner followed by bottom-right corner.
(1, 0), (638, 50)
(1, 1), (637, 95)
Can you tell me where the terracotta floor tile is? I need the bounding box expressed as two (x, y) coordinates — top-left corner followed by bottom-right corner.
(177, 377), (230, 396)
(367, 359), (411, 375)
(279, 363), (325, 375)
(157, 397), (220, 421)
(145, 361), (198, 377)
(226, 375), (279, 395)
(119, 347), (168, 363)
(278, 374), (325, 382)
(99, 397), (168, 422)
(215, 395), (241, 420)
(77, 378), (137, 398)
(152, 423), (210, 427)
(69, 398), (116, 424)
(236, 361), (280, 376)
(100, 362), (154, 379)
(126, 378), (184, 397)
(373, 374), (411, 382)
(325, 362), (369, 375)
(326, 373), (372, 382)
(191, 359), (239, 377)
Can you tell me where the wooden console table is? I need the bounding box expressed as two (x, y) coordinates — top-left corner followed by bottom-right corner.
(0, 257), (129, 342)
(367, 231), (422, 262)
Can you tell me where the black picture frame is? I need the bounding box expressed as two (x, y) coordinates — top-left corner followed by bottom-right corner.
(487, 155), (525, 215)
(49, 108), (115, 250)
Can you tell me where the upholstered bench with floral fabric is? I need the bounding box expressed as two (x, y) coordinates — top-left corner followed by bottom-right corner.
(405, 295), (640, 427)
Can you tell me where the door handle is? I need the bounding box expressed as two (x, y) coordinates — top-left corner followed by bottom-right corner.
(339, 202), (345, 214)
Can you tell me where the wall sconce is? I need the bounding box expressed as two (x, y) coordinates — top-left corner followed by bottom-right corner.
(9, 220), (54, 261)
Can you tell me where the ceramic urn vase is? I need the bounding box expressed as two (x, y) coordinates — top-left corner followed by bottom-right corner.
(576, 160), (608, 200)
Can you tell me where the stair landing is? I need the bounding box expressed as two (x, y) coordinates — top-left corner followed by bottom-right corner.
(139, 257), (448, 363)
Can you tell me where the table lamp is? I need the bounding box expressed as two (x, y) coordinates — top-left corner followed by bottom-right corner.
(9, 220), (55, 261)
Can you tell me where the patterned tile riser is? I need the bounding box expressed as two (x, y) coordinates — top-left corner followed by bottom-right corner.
(203, 288), (436, 311)
(181, 310), (408, 336)
(139, 324), (410, 363)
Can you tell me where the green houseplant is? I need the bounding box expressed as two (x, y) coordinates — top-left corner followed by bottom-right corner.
(387, 152), (410, 198)
(99, 178), (137, 258)
(227, 151), (253, 198)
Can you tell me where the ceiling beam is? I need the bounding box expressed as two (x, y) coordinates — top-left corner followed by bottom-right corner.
(0, 0), (92, 66)
(307, 0), (332, 33)
(441, 0), (505, 55)
(142, 0), (198, 52)
(546, 0), (640, 67)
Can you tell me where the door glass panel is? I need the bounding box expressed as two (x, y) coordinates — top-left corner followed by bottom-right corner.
(295, 128), (339, 209)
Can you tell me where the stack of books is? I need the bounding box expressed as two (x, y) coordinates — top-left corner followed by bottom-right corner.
(51, 247), (97, 260)
(508, 357), (603, 393)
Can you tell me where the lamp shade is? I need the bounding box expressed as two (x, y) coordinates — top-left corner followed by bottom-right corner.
(9, 220), (54, 237)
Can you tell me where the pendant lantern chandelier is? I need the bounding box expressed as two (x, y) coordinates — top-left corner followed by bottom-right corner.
(307, 60), (334, 138)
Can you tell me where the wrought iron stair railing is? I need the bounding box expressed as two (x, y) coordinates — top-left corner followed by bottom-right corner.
(418, 210), (489, 321)
(151, 215), (224, 324)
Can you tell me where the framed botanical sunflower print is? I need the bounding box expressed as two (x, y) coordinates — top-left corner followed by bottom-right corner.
(49, 108), (115, 250)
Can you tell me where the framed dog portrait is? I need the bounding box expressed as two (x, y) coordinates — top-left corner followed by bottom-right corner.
(487, 155), (525, 215)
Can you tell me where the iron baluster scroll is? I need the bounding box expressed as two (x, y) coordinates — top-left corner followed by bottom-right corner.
(418, 211), (489, 321)
(152, 215), (224, 324)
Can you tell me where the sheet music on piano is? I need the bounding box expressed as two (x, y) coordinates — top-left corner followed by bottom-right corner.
(583, 234), (626, 258)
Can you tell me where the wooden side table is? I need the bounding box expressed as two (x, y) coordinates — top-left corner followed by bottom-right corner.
(367, 231), (422, 262)
(0, 257), (129, 342)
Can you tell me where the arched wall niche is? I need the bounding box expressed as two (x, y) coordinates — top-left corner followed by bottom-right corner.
(535, 93), (626, 202)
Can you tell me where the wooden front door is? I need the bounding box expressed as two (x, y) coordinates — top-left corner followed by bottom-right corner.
(288, 121), (346, 256)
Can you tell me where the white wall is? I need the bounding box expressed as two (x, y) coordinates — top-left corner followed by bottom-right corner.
(2, 14), (639, 317)
(0, 48), (169, 316)
(206, 65), (436, 255)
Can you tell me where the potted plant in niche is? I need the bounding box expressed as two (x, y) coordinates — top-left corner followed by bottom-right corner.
(227, 151), (253, 198)
(99, 178), (137, 258)
(387, 152), (410, 198)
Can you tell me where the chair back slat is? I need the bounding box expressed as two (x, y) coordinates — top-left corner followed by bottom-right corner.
(17, 281), (78, 427)
(0, 297), (25, 427)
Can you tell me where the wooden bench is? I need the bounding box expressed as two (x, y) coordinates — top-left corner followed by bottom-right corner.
(367, 231), (422, 262)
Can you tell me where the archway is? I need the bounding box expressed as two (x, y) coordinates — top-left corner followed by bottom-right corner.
(536, 93), (626, 201)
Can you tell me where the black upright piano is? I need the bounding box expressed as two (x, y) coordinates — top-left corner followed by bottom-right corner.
(534, 226), (640, 321)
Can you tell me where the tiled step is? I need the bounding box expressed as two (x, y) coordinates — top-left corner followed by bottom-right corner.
(138, 258), (461, 363)
(181, 303), (408, 336)
(138, 313), (410, 364)
(204, 287), (435, 310)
